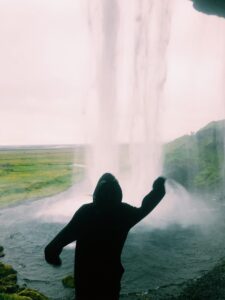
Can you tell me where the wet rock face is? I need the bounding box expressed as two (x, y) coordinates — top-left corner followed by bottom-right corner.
(0, 294), (31, 299)
(191, 0), (225, 18)
(174, 260), (225, 300)
(62, 275), (75, 289)
(0, 262), (49, 300)
(0, 263), (18, 294)
(17, 289), (49, 300)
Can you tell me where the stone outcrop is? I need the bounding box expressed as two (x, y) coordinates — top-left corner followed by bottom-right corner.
(0, 263), (18, 294)
(0, 259), (48, 300)
(17, 289), (48, 300)
(62, 275), (75, 289)
(172, 260), (225, 300)
(191, 0), (225, 18)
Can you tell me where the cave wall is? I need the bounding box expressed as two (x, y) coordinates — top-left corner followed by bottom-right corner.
(191, 0), (225, 18)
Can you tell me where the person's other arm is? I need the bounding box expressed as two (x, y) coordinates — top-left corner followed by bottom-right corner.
(140, 177), (166, 218)
(44, 205), (84, 266)
(128, 177), (166, 227)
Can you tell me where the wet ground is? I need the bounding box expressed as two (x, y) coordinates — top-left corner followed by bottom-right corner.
(0, 191), (225, 299)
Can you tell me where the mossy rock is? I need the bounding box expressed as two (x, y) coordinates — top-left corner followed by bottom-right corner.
(0, 261), (48, 300)
(0, 274), (17, 288)
(0, 263), (18, 294)
(62, 275), (75, 288)
(18, 288), (48, 300)
(0, 284), (19, 294)
(0, 263), (17, 278)
(0, 294), (31, 300)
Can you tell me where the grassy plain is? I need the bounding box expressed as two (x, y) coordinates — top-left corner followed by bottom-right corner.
(0, 147), (85, 209)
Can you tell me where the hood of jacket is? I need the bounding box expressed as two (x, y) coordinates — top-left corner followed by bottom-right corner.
(93, 173), (122, 209)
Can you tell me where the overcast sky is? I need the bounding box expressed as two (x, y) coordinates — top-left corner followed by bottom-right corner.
(0, 0), (225, 145)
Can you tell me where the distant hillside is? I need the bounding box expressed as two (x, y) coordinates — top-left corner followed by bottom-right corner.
(163, 120), (225, 195)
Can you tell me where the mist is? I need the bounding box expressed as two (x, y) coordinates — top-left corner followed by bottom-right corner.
(1, 1), (225, 299)
(27, 0), (225, 231)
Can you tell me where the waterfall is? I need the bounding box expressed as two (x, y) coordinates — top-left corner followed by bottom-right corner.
(86, 1), (120, 186)
(86, 0), (173, 203)
(36, 0), (225, 227)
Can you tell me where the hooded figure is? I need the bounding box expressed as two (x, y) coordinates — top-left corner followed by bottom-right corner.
(45, 173), (166, 300)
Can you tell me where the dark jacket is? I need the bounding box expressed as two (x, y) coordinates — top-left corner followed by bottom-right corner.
(45, 174), (166, 298)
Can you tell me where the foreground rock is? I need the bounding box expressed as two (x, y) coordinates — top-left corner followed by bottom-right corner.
(62, 275), (75, 289)
(171, 259), (225, 300)
(120, 259), (225, 300)
(0, 263), (18, 294)
(0, 295), (31, 299)
(16, 289), (48, 300)
(0, 262), (48, 300)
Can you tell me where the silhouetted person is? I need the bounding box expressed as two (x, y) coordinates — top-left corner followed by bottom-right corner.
(44, 173), (166, 300)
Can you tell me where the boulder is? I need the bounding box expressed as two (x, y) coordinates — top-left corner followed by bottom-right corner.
(0, 294), (31, 300)
(0, 263), (17, 278)
(17, 289), (48, 300)
(62, 275), (75, 289)
(0, 263), (18, 294)
(0, 275), (18, 293)
(0, 262), (48, 299)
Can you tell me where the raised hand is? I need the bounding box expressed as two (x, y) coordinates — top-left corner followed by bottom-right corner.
(152, 177), (166, 191)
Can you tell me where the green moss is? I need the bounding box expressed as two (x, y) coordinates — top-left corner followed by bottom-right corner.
(0, 260), (48, 300)
(163, 119), (225, 194)
(0, 275), (18, 293)
(0, 263), (17, 279)
(62, 275), (75, 288)
(0, 294), (31, 300)
(0, 263), (18, 294)
(0, 147), (86, 208)
(18, 289), (48, 300)
(0, 275), (17, 285)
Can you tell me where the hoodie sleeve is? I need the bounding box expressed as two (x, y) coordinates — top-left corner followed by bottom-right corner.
(125, 178), (166, 228)
(44, 205), (86, 265)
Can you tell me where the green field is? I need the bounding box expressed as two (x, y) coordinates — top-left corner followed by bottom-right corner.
(0, 147), (85, 209)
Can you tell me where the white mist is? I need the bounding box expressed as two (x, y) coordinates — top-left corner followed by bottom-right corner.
(36, 0), (224, 229)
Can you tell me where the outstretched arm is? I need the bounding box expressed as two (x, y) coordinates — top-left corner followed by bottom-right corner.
(140, 177), (166, 217)
(128, 177), (166, 227)
(44, 206), (84, 266)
